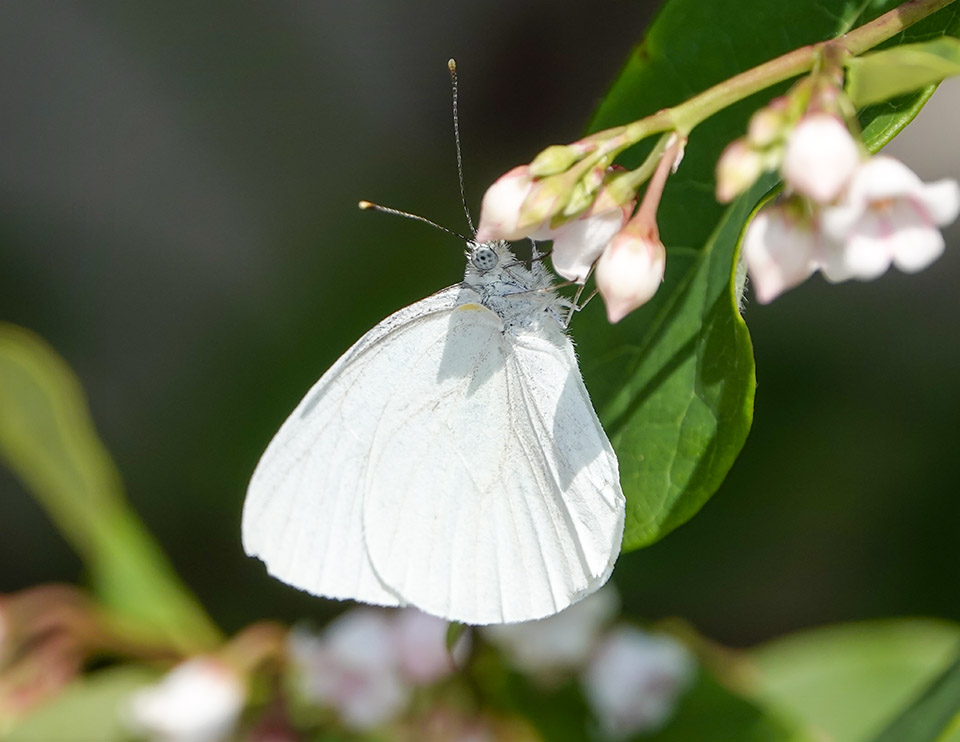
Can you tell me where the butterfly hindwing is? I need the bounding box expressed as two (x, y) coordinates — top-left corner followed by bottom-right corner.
(361, 300), (624, 624)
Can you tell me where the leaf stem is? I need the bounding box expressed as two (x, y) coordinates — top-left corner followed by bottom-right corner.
(605, 0), (956, 147)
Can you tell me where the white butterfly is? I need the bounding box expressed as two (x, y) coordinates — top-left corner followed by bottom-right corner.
(242, 238), (624, 625)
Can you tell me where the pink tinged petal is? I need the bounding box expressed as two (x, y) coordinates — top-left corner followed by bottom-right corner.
(548, 208), (629, 283)
(820, 202), (861, 244)
(891, 222), (945, 273)
(742, 207), (817, 303)
(847, 156), (924, 204)
(918, 178), (960, 226)
(475, 165), (536, 242)
(817, 235), (856, 284)
(838, 208), (896, 280)
(887, 200), (945, 273)
(783, 114), (860, 204)
(595, 230), (666, 323)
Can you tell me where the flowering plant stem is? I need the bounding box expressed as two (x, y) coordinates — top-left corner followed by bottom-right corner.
(597, 0), (956, 156)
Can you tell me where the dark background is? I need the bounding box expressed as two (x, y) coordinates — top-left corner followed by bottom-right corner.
(1, 1), (958, 647)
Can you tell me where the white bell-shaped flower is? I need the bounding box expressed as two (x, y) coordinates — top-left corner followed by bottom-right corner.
(821, 155), (960, 281)
(742, 204), (820, 303)
(125, 657), (245, 742)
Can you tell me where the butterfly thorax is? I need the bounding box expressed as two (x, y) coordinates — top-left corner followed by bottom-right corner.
(462, 241), (568, 333)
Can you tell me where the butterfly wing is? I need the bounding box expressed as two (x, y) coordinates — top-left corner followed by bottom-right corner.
(361, 301), (625, 624)
(241, 286), (464, 607)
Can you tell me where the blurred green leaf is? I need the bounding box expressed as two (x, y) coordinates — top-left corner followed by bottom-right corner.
(6, 665), (157, 742)
(0, 323), (221, 653)
(578, 0), (960, 551)
(480, 650), (797, 742)
(871, 653), (960, 742)
(937, 714), (960, 742)
(848, 37), (960, 106)
(749, 619), (960, 742)
(645, 671), (798, 742)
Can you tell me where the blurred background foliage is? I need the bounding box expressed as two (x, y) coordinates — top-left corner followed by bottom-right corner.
(0, 0), (959, 670)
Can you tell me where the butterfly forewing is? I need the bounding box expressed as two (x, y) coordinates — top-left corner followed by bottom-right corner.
(241, 287), (462, 606)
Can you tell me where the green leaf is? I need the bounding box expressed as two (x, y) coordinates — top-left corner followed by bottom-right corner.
(0, 323), (221, 653)
(446, 621), (468, 655)
(848, 37), (960, 106)
(578, 0), (960, 551)
(644, 671), (800, 742)
(936, 714), (960, 742)
(871, 653), (960, 742)
(748, 619), (960, 742)
(483, 663), (797, 742)
(5, 665), (158, 742)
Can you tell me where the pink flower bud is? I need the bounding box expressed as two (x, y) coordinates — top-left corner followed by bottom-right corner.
(595, 226), (666, 323)
(474, 165), (537, 242)
(716, 139), (765, 203)
(782, 113), (860, 204)
(747, 104), (786, 148)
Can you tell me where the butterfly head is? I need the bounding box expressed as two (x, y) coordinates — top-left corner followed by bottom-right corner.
(467, 241), (500, 273)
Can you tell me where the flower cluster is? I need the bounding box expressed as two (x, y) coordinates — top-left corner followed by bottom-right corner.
(483, 586), (696, 738)
(475, 136), (684, 324)
(718, 83), (960, 303)
(287, 607), (468, 732)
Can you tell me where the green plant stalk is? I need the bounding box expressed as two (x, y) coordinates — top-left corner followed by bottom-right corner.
(0, 324), (222, 654)
(593, 0), (956, 156)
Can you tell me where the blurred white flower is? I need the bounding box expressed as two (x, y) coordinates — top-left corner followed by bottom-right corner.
(595, 226), (666, 323)
(581, 627), (695, 738)
(475, 165), (537, 242)
(125, 657), (245, 742)
(782, 113), (860, 204)
(392, 608), (469, 685)
(742, 204), (819, 303)
(482, 585), (618, 675)
(288, 610), (408, 731)
(821, 155), (960, 281)
(716, 139), (765, 203)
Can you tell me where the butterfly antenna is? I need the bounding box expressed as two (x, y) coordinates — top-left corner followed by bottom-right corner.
(358, 200), (470, 242)
(448, 59), (476, 236)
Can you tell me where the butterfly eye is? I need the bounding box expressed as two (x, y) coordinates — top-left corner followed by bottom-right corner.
(471, 245), (499, 271)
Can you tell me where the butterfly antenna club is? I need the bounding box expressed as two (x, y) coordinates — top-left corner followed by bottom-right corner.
(358, 200), (470, 242)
